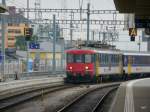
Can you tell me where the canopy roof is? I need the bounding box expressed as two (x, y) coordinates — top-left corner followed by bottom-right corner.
(0, 4), (7, 13)
(114, 0), (150, 16)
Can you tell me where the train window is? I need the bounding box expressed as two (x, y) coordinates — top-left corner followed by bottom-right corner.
(103, 54), (108, 65)
(115, 55), (118, 64)
(132, 57), (135, 64)
(133, 55), (150, 65)
(111, 55), (114, 64)
(116, 55), (119, 64)
(114, 55), (116, 64)
(124, 56), (128, 66)
(106, 54), (109, 64)
(112, 54), (117, 64)
(99, 54), (102, 64)
(104, 54), (106, 64)
(75, 55), (83, 63)
(102, 54), (104, 64)
(101, 54), (105, 64)
(115, 55), (117, 64)
(105, 54), (107, 65)
(67, 54), (74, 63)
(85, 54), (92, 63)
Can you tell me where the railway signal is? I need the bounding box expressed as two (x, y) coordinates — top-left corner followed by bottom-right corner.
(24, 28), (33, 41)
(130, 36), (135, 41)
(129, 28), (137, 41)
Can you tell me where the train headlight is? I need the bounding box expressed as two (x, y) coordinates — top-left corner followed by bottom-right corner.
(85, 66), (89, 70)
(69, 66), (72, 70)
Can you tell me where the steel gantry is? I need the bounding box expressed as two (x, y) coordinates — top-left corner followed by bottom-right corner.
(17, 8), (119, 14)
(0, 14), (127, 25)
(30, 19), (127, 25)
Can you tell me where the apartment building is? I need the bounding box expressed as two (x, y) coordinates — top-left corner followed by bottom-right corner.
(6, 22), (28, 49)
(0, 6), (28, 52)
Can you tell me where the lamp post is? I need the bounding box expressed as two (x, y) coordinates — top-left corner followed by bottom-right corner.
(138, 36), (141, 52)
(86, 3), (90, 47)
(52, 15), (56, 74)
(1, 0), (7, 81)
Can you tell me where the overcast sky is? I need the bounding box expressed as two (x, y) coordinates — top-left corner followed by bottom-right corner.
(6, 0), (120, 20)
(6, 0), (116, 10)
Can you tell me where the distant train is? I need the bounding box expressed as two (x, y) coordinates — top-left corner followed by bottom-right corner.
(65, 48), (150, 83)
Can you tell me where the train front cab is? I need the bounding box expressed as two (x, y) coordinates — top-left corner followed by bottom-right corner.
(65, 50), (97, 83)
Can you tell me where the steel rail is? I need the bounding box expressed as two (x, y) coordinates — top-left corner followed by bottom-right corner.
(57, 84), (120, 112)
(92, 87), (118, 112)
(0, 84), (75, 111)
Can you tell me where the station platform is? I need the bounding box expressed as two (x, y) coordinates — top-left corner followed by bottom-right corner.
(0, 76), (64, 100)
(110, 78), (150, 112)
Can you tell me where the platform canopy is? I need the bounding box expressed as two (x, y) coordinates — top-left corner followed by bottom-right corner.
(0, 4), (7, 13)
(114, 0), (150, 16)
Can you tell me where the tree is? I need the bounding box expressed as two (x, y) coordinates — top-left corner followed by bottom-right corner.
(30, 35), (38, 42)
(15, 35), (38, 51)
(15, 36), (26, 51)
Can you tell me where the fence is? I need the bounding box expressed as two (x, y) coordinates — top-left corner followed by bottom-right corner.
(0, 59), (66, 79)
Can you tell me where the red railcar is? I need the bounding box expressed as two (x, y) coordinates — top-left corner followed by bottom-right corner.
(65, 49), (97, 83)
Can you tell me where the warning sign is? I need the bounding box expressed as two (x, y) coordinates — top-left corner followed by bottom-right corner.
(129, 28), (137, 36)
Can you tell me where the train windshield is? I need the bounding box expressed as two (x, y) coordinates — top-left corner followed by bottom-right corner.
(67, 54), (93, 63)
(75, 55), (83, 63)
(67, 54), (74, 63)
(85, 54), (93, 63)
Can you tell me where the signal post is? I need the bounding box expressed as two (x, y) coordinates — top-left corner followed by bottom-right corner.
(129, 28), (137, 41)
(24, 27), (33, 73)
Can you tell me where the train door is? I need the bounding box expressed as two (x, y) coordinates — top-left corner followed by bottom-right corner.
(94, 53), (101, 83)
(119, 54), (123, 75)
(95, 54), (100, 77)
(128, 55), (132, 75)
(108, 54), (112, 71)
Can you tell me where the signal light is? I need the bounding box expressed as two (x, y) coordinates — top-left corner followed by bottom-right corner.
(69, 66), (72, 70)
(130, 36), (135, 41)
(24, 28), (33, 41)
(85, 66), (89, 70)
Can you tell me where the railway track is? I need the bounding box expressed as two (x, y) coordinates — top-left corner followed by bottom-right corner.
(57, 84), (119, 112)
(0, 84), (75, 111)
(92, 87), (118, 112)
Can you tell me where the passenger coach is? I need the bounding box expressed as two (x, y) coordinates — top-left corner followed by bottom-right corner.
(123, 52), (150, 78)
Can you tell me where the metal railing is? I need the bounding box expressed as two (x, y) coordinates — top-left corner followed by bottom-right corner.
(0, 59), (66, 80)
